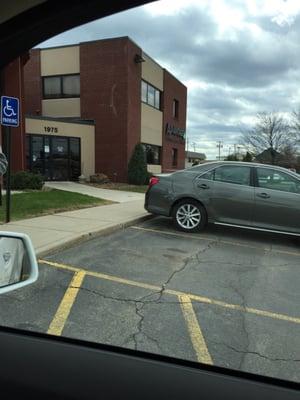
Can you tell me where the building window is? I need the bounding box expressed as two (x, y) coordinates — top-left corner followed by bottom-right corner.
(141, 143), (161, 165)
(43, 74), (80, 99)
(141, 80), (161, 110)
(172, 148), (178, 167)
(155, 90), (160, 109)
(173, 99), (179, 118)
(141, 81), (147, 103)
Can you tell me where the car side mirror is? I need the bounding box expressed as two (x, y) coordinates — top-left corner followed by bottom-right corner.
(0, 232), (38, 294)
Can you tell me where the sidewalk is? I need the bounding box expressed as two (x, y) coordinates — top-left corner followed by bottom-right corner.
(45, 181), (144, 203)
(0, 200), (149, 258)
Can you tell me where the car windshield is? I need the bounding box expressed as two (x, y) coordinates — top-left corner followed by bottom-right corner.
(0, 0), (300, 386)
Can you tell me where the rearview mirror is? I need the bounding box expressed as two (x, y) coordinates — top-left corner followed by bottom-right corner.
(0, 232), (38, 294)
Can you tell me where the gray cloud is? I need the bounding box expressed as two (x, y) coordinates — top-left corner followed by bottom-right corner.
(40, 2), (300, 158)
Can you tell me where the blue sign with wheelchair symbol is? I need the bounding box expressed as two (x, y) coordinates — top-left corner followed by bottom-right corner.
(1, 96), (19, 127)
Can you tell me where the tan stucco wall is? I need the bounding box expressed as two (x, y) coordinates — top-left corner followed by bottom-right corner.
(141, 53), (163, 90)
(141, 103), (162, 146)
(42, 98), (81, 118)
(147, 164), (162, 174)
(41, 46), (80, 76)
(25, 118), (95, 179)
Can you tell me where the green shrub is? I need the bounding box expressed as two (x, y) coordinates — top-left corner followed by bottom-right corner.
(10, 171), (44, 190)
(225, 154), (239, 161)
(128, 144), (149, 185)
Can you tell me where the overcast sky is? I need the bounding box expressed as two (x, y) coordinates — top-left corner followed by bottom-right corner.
(40, 0), (300, 159)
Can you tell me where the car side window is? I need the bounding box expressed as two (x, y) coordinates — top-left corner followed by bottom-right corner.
(199, 169), (215, 180)
(214, 165), (251, 186)
(257, 168), (300, 194)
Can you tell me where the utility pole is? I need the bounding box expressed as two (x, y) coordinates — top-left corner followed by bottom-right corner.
(233, 144), (242, 156)
(216, 141), (223, 160)
(192, 142), (196, 152)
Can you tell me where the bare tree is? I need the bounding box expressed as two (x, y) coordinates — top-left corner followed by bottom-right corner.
(242, 112), (293, 165)
(290, 109), (300, 144)
(278, 144), (298, 169)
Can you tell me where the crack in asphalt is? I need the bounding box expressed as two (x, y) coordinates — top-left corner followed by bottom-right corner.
(130, 252), (193, 351)
(227, 277), (250, 370)
(209, 340), (300, 363)
(139, 238), (219, 305)
(69, 240), (219, 352)
(132, 301), (146, 351)
(69, 285), (188, 305)
(69, 285), (183, 352)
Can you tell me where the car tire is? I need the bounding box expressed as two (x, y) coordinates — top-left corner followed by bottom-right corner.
(172, 199), (207, 233)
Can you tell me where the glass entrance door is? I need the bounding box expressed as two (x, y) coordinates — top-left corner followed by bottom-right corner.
(26, 135), (81, 181)
(31, 136), (44, 175)
(44, 137), (51, 180)
(51, 137), (69, 180)
(69, 138), (81, 181)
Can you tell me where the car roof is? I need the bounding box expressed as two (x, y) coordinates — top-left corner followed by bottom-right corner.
(187, 161), (299, 177)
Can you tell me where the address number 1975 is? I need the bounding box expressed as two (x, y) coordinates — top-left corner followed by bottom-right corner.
(44, 126), (58, 133)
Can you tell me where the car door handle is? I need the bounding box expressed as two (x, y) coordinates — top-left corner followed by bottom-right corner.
(197, 183), (210, 189)
(257, 192), (270, 199)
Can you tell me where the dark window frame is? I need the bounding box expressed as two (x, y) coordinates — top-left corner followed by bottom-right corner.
(172, 148), (178, 167)
(141, 80), (162, 111)
(42, 73), (80, 99)
(173, 99), (179, 119)
(141, 143), (161, 165)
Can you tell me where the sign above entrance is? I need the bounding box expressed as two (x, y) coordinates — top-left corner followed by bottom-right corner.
(1, 96), (19, 127)
(44, 126), (58, 133)
(165, 123), (185, 142)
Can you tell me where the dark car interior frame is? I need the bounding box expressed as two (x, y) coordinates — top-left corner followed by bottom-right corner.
(0, 1), (299, 398)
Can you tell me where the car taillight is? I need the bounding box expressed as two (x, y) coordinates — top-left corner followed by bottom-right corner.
(149, 176), (160, 188)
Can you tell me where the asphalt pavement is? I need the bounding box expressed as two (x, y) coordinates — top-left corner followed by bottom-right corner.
(0, 216), (299, 384)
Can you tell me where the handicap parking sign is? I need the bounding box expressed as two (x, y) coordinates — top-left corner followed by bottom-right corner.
(1, 96), (19, 127)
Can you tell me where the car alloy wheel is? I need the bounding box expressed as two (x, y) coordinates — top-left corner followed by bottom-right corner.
(176, 203), (201, 230)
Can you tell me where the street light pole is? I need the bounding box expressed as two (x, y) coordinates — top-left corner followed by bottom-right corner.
(216, 141), (223, 160)
(5, 125), (11, 223)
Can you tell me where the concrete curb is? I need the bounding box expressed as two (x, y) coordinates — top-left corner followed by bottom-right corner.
(36, 214), (153, 259)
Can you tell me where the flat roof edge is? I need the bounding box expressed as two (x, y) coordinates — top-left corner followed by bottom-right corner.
(25, 115), (95, 126)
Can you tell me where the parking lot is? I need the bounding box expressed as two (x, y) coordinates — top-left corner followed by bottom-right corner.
(0, 216), (300, 382)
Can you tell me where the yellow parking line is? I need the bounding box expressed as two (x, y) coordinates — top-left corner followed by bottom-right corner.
(179, 295), (213, 365)
(40, 259), (161, 292)
(39, 259), (300, 325)
(130, 226), (300, 258)
(47, 270), (86, 336)
(186, 293), (300, 324)
(40, 259), (79, 273)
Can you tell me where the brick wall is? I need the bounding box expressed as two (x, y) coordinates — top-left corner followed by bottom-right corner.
(126, 40), (142, 170)
(162, 70), (187, 172)
(80, 37), (141, 182)
(23, 49), (42, 116)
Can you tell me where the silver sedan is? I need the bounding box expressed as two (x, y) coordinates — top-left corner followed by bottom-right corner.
(145, 161), (300, 236)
